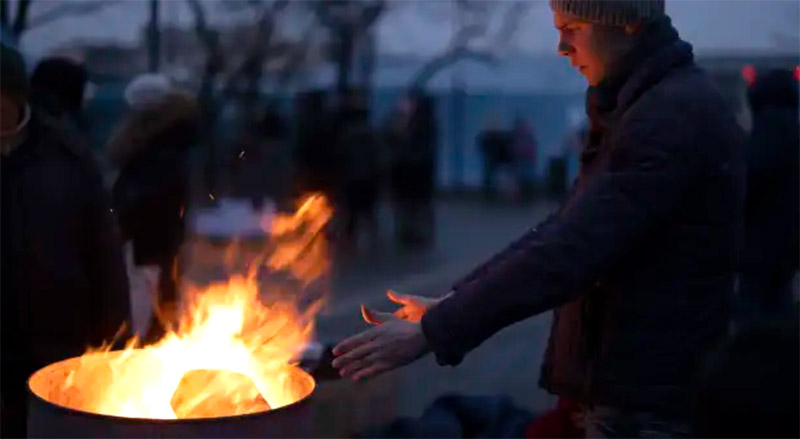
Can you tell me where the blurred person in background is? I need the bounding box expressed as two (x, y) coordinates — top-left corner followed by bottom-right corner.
(336, 89), (382, 250)
(511, 115), (539, 202)
(385, 96), (414, 245)
(294, 90), (335, 200)
(30, 57), (90, 135)
(478, 113), (513, 201)
(1, 44), (130, 438)
(738, 69), (800, 325)
(108, 73), (199, 343)
(231, 100), (292, 211)
(390, 91), (437, 249)
(256, 101), (293, 210)
(332, 0), (746, 436)
(563, 121), (590, 183)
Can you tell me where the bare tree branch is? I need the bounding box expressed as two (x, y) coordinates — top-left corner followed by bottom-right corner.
(491, 1), (530, 51)
(276, 18), (317, 88)
(312, 0), (342, 32)
(273, 0), (290, 12)
(1, 0), (9, 28)
(186, 0), (218, 51)
(26, 0), (122, 32)
(216, 0), (252, 12)
(457, 0), (490, 16)
(360, 0), (385, 27)
(410, 46), (497, 89)
(450, 22), (487, 48)
(11, 0), (30, 36)
(408, 0), (526, 90)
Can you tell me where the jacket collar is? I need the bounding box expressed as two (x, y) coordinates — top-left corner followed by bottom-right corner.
(581, 19), (693, 167)
(616, 39), (694, 112)
(2, 111), (82, 167)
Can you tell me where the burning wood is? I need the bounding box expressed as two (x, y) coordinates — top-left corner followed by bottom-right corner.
(170, 369), (270, 419)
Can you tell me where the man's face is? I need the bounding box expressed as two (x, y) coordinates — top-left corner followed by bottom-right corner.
(0, 92), (21, 136)
(553, 10), (630, 86)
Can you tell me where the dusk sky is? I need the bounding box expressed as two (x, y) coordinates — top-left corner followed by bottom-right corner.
(14, 0), (800, 60)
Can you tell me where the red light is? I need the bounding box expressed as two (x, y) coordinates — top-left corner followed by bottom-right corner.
(741, 64), (757, 86)
(794, 65), (800, 82)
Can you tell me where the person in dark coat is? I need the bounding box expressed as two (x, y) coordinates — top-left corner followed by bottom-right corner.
(337, 92), (381, 248)
(108, 77), (198, 343)
(389, 91), (437, 248)
(738, 69), (799, 324)
(1, 44), (130, 438)
(30, 57), (89, 132)
(478, 115), (513, 200)
(256, 102), (293, 209)
(331, 1), (746, 436)
(512, 115), (539, 202)
(294, 90), (335, 199)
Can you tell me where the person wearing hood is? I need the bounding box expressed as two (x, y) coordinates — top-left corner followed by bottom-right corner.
(30, 57), (90, 133)
(1, 44), (130, 438)
(108, 74), (199, 343)
(331, 0), (745, 436)
(738, 69), (800, 324)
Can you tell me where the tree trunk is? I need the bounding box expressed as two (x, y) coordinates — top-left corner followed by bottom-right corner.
(1, 1), (9, 29)
(147, 0), (160, 72)
(11, 0), (31, 37)
(357, 29), (376, 92)
(337, 32), (354, 96)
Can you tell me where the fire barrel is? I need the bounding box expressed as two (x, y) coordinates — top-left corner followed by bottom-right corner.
(27, 353), (315, 438)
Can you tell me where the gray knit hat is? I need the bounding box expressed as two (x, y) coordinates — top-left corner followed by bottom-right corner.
(550, 0), (665, 27)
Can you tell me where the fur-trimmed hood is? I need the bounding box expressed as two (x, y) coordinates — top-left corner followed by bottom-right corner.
(106, 91), (199, 167)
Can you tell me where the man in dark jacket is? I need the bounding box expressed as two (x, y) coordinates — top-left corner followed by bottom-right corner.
(331, 1), (745, 436)
(738, 69), (799, 323)
(0, 44), (130, 437)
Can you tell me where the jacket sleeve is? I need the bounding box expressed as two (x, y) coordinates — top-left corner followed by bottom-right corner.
(422, 111), (698, 366)
(81, 157), (132, 346)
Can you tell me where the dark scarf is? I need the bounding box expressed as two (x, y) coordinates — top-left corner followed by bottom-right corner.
(582, 17), (690, 166)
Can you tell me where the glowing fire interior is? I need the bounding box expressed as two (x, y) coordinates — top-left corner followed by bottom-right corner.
(29, 195), (332, 420)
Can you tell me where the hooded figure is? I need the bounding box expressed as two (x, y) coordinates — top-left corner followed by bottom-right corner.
(108, 76), (199, 341)
(738, 69), (800, 322)
(1, 44), (129, 438)
(30, 57), (89, 127)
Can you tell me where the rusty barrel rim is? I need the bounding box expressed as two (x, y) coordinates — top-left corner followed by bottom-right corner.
(28, 352), (316, 424)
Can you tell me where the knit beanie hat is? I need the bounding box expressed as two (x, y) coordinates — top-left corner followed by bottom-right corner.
(1, 43), (29, 107)
(550, 0), (666, 27)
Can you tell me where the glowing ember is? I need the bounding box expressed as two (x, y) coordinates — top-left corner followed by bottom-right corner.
(50, 194), (332, 419)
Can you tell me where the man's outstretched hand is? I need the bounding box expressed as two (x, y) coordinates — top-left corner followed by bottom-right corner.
(332, 291), (446, 381)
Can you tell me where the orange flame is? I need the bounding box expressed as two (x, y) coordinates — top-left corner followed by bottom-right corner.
(55, 194), (331, 419)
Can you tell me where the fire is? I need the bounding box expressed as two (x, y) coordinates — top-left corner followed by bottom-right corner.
(53, 194), (332, 419)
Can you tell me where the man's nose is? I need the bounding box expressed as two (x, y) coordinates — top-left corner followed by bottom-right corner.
(558, 41), (572, 57)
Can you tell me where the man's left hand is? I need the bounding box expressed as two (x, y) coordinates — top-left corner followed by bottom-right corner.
(332, 306), (430, 381)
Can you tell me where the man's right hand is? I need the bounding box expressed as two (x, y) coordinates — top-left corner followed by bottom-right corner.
(330, 290), (452, 381)
(367, 290), (447, 323)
